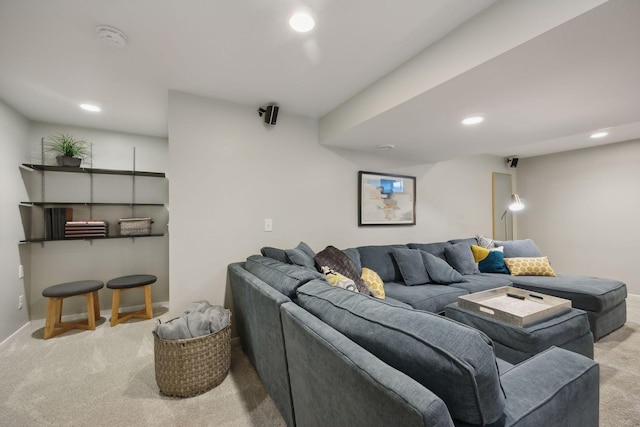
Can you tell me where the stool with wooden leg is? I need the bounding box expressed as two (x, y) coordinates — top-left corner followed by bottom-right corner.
(107, 274), (157, 326)
(42, 280), (104, 339)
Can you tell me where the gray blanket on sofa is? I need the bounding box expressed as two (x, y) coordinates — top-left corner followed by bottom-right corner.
(154, 300), (231, 340)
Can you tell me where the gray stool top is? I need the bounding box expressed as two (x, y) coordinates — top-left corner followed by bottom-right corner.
(43, 280), (104, 298)
(107, 274), (157, 289)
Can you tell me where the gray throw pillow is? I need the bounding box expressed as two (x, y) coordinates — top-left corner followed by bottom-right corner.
(260, 246), (288, 263)
(421, 251), (464, 284)
(493, 239), (542, 258)
(342, 248), (362, 275)
(391, 247), (430, 286)
(444, 243), (480, 275)
(296, 241), (316, 258)
(285, 242), (316, 269)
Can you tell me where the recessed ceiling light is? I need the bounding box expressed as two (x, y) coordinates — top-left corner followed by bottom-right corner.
(462, 116), (485, 125)
(289, 11), (315, 33)
(590, 131), (608, 139)
(376, 144), (395, 150)
(80, 103), (101, 112)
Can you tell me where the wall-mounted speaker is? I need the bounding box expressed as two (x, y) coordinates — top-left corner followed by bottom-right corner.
(507, 157), (519, 168)
(258, 104), (279, 126)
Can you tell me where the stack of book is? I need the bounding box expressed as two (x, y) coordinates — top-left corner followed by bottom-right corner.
(64, 220), (109, 239)
(45, 208), (73, 240)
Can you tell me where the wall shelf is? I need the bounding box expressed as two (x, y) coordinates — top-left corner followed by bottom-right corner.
(21, 163), (165, 178)
(21, 201), (165, 207)
(20, 234), (165, 244)
(20, 146), (168, 243)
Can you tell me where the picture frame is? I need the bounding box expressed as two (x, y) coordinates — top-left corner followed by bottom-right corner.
(358, 171), (416, 226)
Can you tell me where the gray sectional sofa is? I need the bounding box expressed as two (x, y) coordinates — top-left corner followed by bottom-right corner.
(229, 237), (624, 426)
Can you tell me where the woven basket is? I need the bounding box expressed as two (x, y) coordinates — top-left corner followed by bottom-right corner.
(119, 217), (153, 236)
(154, 325), (231, 398)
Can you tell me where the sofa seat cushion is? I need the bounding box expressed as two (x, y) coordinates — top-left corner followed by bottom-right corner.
(481, 273), (627, 312)
(383, 296), (413, 309)
(449, 274), (513, 294)
(296, 280), (506, 426)
(245, 255), (325, 300)
(378, 282), (468, 314)
(357, 245), (408, 282)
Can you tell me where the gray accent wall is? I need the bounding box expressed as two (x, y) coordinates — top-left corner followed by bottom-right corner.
(23, 123), (170, 322)
(0, 100), (31, 343)
(167, 90), (510, 318)
(516, 139), (640, 295)
(0, 112), (170, 344)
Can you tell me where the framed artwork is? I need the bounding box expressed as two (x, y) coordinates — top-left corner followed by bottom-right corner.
(358, 171), (416, 226)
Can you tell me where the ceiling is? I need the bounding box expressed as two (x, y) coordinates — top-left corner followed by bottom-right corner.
(1, 0), (638, 163)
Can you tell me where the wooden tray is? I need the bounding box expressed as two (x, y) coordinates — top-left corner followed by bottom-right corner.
(457, 286), (571, 327)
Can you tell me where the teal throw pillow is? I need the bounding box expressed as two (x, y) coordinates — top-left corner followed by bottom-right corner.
(478, 250), (510, 274)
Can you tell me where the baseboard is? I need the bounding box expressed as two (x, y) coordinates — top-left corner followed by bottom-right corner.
(0, 321), (31, 348)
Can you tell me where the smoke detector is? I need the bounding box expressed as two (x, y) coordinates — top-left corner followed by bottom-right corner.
(96, 25), (128, 48)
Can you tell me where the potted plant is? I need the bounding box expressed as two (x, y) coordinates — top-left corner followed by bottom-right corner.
(45, 132), (91, 167)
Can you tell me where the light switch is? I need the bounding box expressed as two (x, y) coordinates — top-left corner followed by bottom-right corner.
(264, 218), (273, 232)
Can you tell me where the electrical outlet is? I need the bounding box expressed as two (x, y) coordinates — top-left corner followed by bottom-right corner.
(264, 218), (273, 232)
(18, 295), (24, 310)
(18, 264), (24, 279)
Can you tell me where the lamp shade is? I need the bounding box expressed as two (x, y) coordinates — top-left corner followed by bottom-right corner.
(509, 194), (524, 211)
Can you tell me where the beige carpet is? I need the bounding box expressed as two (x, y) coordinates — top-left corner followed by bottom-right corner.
(595, 294), (640, 427)
(0, 307), (286, 427)
(0, 297), (638, 426)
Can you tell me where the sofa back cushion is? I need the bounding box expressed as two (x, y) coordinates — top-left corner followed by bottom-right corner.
(297, 281), (506, 425)
(493, 239), (542, 258)
(245, 255), (324, 300)
(407, 241), (450, 260)
(357, 245), (408, 282)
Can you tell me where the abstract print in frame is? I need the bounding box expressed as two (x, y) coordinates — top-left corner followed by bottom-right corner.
(358, 171), (416, 226)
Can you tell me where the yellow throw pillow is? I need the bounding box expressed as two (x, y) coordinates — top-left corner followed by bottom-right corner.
(471, 245), (490, 262)
(361, 268), (385, 299)
(322, 266), (359, 293)
(504, 256), (557, 277)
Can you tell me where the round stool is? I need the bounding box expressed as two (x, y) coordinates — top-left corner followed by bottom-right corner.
(42, 280), (104, 339)
(107, 274), (157, 327)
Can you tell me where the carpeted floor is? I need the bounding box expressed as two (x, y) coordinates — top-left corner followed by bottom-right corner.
(0, 306), (286, 427)
(594, 294), (640, 427)
(0, 296), (638, 426)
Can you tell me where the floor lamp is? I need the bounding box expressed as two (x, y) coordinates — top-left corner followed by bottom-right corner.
(500, 194), (524, 240)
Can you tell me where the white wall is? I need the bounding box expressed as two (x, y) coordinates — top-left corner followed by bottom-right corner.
(516, 139), (640, 295)
(168, 91), (510, 317)
(24, 123), (170, 320)
(0, 100), (30, 343)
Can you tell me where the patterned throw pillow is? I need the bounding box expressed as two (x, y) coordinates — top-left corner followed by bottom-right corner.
(504, 256), (557, 277)
(475, 234), (496, 249)
(361, 268), (385, 299)
(321, 266), (359, 293)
